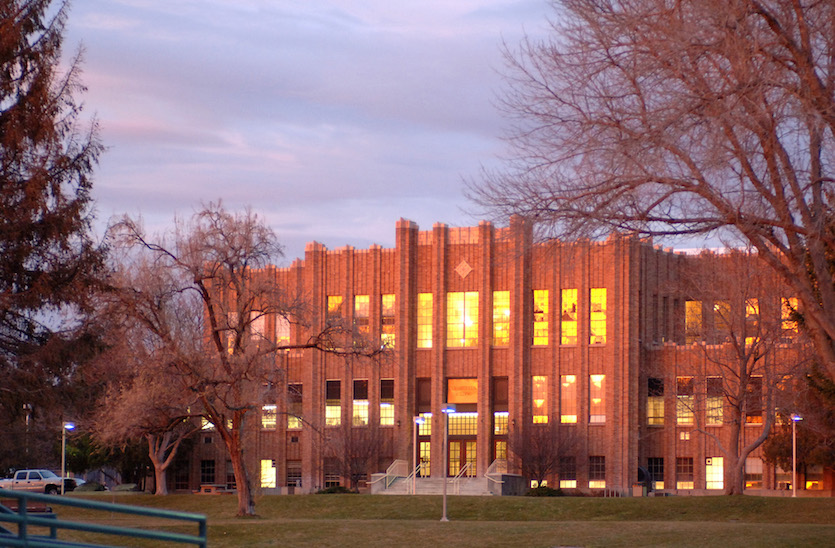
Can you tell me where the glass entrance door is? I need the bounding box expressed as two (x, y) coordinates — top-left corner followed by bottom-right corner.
(448, 440), (477, 477)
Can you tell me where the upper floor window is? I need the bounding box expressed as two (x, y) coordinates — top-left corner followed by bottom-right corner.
(380, 379), (395, 426)
(353, 379), (369, 426)
(532, 375), (548, 423)
(447, 291), (479, 348)
(589, 374), (605, 423)
(744, 298), (759, 345)
(745, 376), (763, 424)
(685, 300), (702, 344)
(287, 384), (302, 430)
(327, 296), (343, 323)
(647, 377), (664, 426)
(560, 375), (577, 424)
(417, 293), (433, 348)
(381, 294), (396, 348)
(590, 288), (607, 345)
(325, 380), (341, 426)
(561, 289), (578, 345)
(261, 405), (276, 429)
(276, 315), (291, 346)
(354, 295), (370, 336)
(676, 376), (694, 425)
(713, 301), (731, 343)
(533, 290), (549, 346)
(706, 377), (723, 426)
(492, 291), (510, 346)
(781, 297), (798, 337)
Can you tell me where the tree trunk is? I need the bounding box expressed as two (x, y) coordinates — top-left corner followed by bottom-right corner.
(229, 440), (255, 516)
(153, 465), (169, 496)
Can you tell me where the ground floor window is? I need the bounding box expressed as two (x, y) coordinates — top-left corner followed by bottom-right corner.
(648, 457), (664, 490)
(226, 460), (236, 490)
(705, 457), (723, 490)
(806, 464), (824, 490)
(200, 460), (215, 485)
(419, 441), (431, 477)
(174, 460), (189, 491)
(744, 457), (762, 489)
(589, 456), (606, 489)
(286, 461), (301, 488)
(260, 459), (276, 488)
(559, 456), (576, 489)
(676, 457), (694, 489)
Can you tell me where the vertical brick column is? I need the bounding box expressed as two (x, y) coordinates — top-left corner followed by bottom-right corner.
(430, 223), (448, 476)
(477, 221), (494, 474)
(302, 242), (327, 492)
(508, 215), (532, 474)
(395, 220), (418, 460)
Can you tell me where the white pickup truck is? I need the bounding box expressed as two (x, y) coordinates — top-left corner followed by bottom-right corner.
(0, 469), (68, 495)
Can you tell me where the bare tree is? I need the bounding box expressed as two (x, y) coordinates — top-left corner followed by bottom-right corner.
(508, 421), (578, 488)
(674, 250), (809, 494)
(469, 0), (835, 384)
(109, 202), (379, 516)
(324, 422), (391, 492)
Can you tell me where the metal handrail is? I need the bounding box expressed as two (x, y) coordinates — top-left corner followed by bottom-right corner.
(450, 463), (473, 494)
(485, 459), (507, 485)
(0, 488), (207, 547)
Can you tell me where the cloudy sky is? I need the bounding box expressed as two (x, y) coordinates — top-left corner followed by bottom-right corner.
(63, 1), (552, 262)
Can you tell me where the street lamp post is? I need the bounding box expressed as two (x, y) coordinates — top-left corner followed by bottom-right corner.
(413, 416), (425, 495)
(61, 422), (75, 495)
(440, 403), (456, 522)
(791, 413), (803, 498)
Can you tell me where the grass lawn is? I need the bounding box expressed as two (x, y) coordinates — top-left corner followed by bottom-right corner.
(24, 493), (835, 547)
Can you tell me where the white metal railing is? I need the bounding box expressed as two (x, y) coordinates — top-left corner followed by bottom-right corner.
(404, 463), (422, 494)
(451, 462), (473, 494)
(386, 459), (408, 488)
(485, 459), (507, 487)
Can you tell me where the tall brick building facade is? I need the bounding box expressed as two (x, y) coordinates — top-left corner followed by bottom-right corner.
(180, 217), (829, 495)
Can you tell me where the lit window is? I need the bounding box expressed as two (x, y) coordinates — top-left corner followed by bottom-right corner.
(676, 376), (694, 425)
(287, 384), (302, 430)
(745, 298), (759, 345)
(714, 301), (731, 342)
(676, 457), (694, 489)
(806, 464), (824, 490)
(276, 315), (291, 346)
(744, 457), (762, 489)
(533, 290), (548, 345)
(447, 292), (479, 348)
(705, 457), (724, 490)
(381, 294), (396, 348)
(590, 288), (606, 345)
(494, 440), (507, 461)
(782, 297), (798, 336)
(561, 289), (578, 345)
(201, 418), (214, 431)
(559, 456), (576, 489)
(417, 293), (433, 348)
(589, 456), (606, 489)
(706, 377), (723, 426)
(448, 412), (478, 436)
(685, 300), (702, 344)
(560, 375), (577, 423)
(260, 459), (276, 488)
(532, 376), (548, 423)
(647, 378), (664, 426)
(494, 411), (508, 434)
(418, 412), (432, 436)
(327, 296), (343, 322)
(261, 405), (276, 429)
(589, 374), (605, 423)
(380, 379), (394, 426)
(492, 291), (510, 346)
(419, 441), (431, 477)
(352, 379), (369, 426)
(325, 380), (341, 426)
(354, 295), (370, 336)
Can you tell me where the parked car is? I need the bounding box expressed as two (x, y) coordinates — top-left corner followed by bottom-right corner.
(0, 469), (74, 495)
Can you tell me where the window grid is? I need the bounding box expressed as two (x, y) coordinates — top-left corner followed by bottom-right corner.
(417, 293), (433, 348)
(676, 457), (694, 489)
(381, 294), (395, 348)
(561, 289), (578, 345)
(589, 374), (605, 423)
(492, 290), (510, 346)
(559, 456), (576, 489)
(532, 375), (548, 423)
(676, 376), (695, 425)
(533, 290), (548, 345)
(589, 288), (607, 345)
(560, 375), (577, 423)
(447, 292), (479, 347)
(589, 456), (606, 489)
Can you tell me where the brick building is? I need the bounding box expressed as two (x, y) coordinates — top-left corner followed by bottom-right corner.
(179, 217), (830, 495)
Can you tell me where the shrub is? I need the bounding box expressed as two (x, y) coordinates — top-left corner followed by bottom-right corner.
(315, 486), (355, 494)
(75, 481), (106, 492)
(112, 483), (139, 492)
(525, 485), (565, 497)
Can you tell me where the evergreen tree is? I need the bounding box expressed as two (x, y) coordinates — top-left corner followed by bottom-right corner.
(0, 0), (105, 458)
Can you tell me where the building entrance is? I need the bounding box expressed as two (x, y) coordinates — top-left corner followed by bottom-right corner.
(448, 440), (476, 477)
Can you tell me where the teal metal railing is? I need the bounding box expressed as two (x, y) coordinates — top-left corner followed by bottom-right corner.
(0, 488), (207, 547)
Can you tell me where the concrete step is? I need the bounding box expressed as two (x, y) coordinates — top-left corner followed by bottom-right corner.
(378, 476), (493, 496)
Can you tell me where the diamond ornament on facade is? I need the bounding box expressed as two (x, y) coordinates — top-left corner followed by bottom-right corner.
(455, 260), (473, 279)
